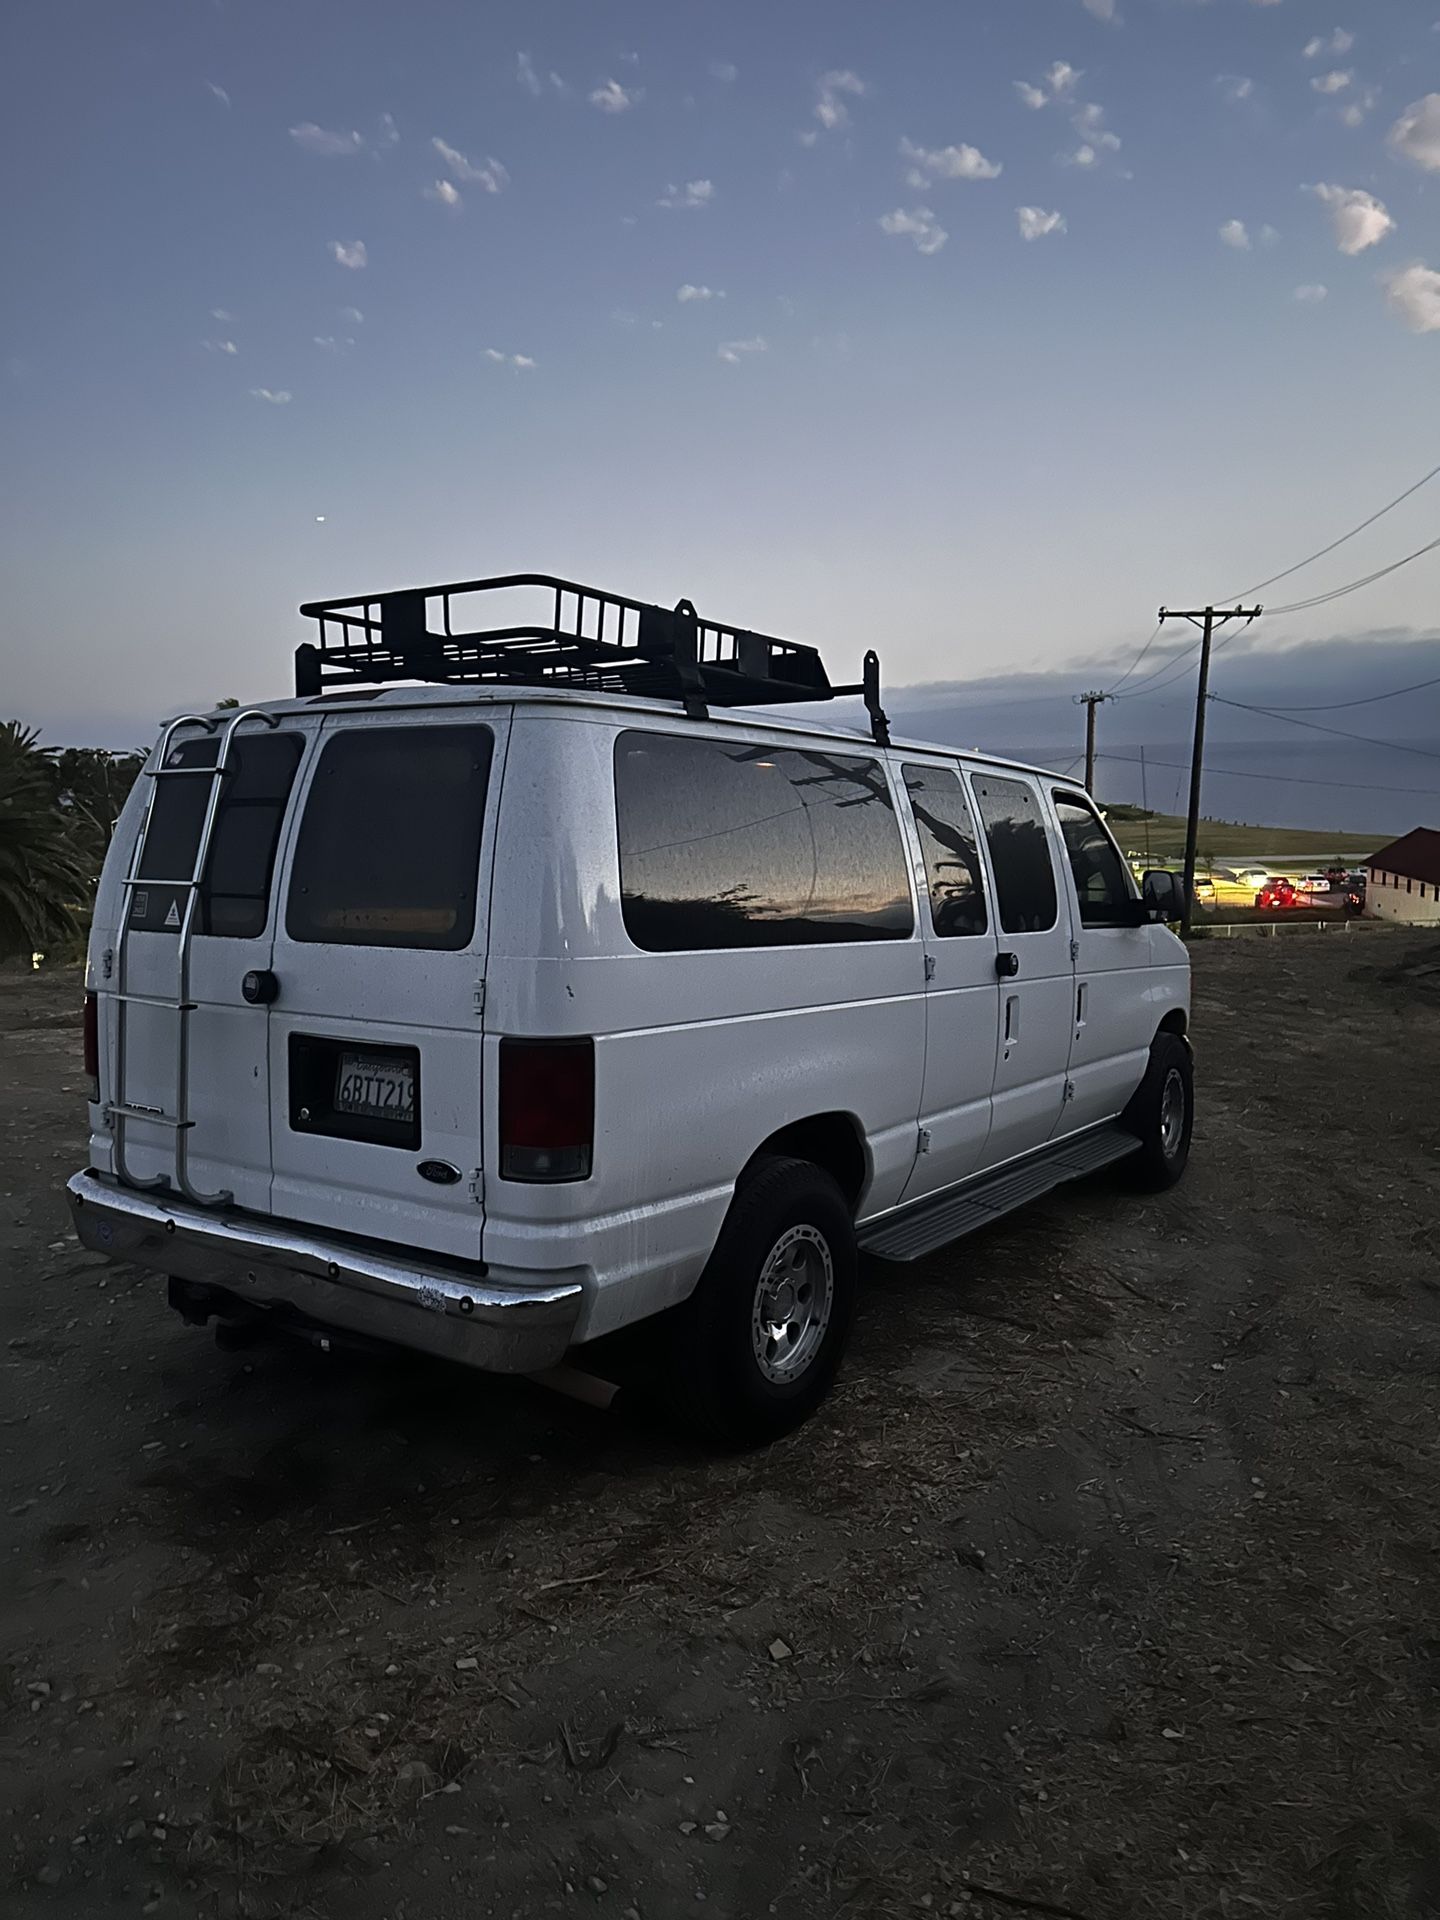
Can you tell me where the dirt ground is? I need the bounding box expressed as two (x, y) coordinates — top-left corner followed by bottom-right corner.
(4, 930), (1440, 1920)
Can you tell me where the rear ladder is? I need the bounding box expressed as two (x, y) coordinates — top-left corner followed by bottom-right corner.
(108, 708), (279, 1206)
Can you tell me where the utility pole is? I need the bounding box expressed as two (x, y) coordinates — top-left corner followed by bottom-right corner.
(1074, 690), (1112, 793)
(1157, 604), (1262, 931)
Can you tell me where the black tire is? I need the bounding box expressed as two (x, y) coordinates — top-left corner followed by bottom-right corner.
(661, 1155), (857, 1447)
(1121, 1031), (1194, 1191)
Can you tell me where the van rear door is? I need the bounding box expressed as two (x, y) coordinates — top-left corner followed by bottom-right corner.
(108, 716), (313, 1209)
(265, 711), (505, 1261)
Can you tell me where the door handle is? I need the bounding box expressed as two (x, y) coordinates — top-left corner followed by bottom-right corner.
(1075, 981), (1087, 1028)
(241, 969), (279, 1006)
(995, 951), (1020, 978)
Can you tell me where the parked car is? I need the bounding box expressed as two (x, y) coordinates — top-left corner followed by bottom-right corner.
(67, 572), (1194, 1443)
(1204, 866), (1258, 908)
(1256, 878), (1301, 911)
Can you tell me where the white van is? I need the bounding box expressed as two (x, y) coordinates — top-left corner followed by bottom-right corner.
(68, 574), (1192, 1443)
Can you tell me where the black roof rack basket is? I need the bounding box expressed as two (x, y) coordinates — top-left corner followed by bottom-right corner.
(296, 572), (889, 745)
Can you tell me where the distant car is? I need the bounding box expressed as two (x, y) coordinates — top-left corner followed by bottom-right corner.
(1192, 874), (1217, 910)
(1256, 878), (1301, 911)
(1233, 868), (1272, 892)
(1206, 866), (1258, 908)
(1293, 874), (1331, 894)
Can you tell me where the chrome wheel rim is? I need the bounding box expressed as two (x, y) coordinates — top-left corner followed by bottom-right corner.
(1160, 1067), (1186, 1158)
(751, 1225), (834, 1384)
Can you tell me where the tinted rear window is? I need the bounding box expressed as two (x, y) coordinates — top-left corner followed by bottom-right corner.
(614, 731), (913, 951)
(286, 725), (492, 950)
(902, 764), (988, 937)
(971, 774), (1058, 935)
(133, 730), (302, 938)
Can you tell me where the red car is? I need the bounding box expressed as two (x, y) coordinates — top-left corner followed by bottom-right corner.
(1255, 878), (1300, 911)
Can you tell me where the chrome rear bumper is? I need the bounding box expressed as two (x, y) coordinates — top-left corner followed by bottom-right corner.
(65, 1170), (584, 1373)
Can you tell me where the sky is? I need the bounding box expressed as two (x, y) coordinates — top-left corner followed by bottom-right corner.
(4, 0), (1440, 826)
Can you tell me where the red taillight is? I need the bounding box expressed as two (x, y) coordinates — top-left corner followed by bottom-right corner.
(498, 1039), (594, 1183)
(83, 991), (99, 1101)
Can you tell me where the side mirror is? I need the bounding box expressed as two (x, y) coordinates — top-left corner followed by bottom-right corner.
(1141, 869), (1185, 921)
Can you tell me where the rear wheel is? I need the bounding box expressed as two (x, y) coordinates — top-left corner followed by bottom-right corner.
(1122, 1031), (1193, 1190)
(661, 1155), (857, 1446)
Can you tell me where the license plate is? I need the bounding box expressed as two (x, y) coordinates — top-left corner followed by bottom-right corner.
(335, 1053), (416, 1122)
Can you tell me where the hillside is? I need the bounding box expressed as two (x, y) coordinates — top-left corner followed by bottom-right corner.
(1103, 805), (1379, 867)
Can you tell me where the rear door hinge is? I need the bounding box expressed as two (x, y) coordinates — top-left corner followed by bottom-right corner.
(1063, 1079), (1076, 1103)
(923, 953), (936, 983)
(472, 979), (486, 1019)
(467, 1167), (483, 1204)
(1070, 938), (1080, 964)
(917, 1126), (931, 1154)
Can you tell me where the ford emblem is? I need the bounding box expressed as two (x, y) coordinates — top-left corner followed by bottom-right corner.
(417, 1160), (461, 1186)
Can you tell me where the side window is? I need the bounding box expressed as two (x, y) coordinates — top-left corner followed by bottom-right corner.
(286, 726), (493, 950)
(901, 764), (988, 937)
(133, 731), (303, 939)
(1052, 793), (1134, 928)
(971, 774), (1058, 935)
(614, 732), (914, 951)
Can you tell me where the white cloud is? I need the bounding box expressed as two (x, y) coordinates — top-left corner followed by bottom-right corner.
(1220, 219), (1251, 250)
(814, 69), (865, 131)
(339, 307), (364, 325)
(677, 284), (725, 302)
(1309, 183), (1395, 254)
(424, 178), (462, 208)
(431, 140), (508, 191)
(1389, 95), (1440, 171)
(517, 51), (541, 96)
(879, 206), (947, 255)
(590, 78), (641, 113)
(1017, 206), (1066, 240)
(483, 348), (536, 368)
(329, 240), (367, 269)
(1303, 28), (1355, 58)
(711, 61), (738, 83)
(1015, 61), (1080, 111)
(1072, 101), (1120, 147)
(290, 122), (364, 157)
(1339, 87), (1379, 128)
(1310, 70), (1352, 95)
(1293, 283), (1328, 302)
(204, 337), (239, 354)
(717, 337), (767, 363)
(377, 111), (399, 148)
(206, 81), (230, 109)
(1259, 223), (1280, 248)
(657, 178), (714, 209)
(1070, 145), (1098, 168)
(209, 307), (235, 323)
(1219, 75), (1255, 104)
(900, 137), (1002, 185)
(512, 355), (537, 370)
(1385, 263), (1440, 333)
(249, 389), (291, 405)
(313, 335), (356, 352)
(1082, 0), (1118, 22)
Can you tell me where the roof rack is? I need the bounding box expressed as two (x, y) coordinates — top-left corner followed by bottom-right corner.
(295, 571), (890, 746)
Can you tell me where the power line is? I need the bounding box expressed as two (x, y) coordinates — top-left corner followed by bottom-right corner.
(1208, 694), (1440, 765)
(1263, 532), (1440, 618)
(1096, 749), (1438, 801)
(1103, 620), (1165, 695)
(1251, 670), (1440, 713)
(1219, 457), (1440, 601)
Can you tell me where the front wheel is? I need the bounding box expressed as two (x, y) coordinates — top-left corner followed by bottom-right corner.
(661, 1155), (857, 1446)
(1121, 1031), (1194, 1190)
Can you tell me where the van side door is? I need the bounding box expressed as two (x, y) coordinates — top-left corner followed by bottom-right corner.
(894, 761), (1000, 1203)
(1051, 789), (1155, 1132)
(969, 769), (1075, 1167)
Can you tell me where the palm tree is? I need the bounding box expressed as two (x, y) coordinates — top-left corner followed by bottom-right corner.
(0, 723), (96, 959)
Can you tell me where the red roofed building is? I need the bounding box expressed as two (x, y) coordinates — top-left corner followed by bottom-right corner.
(1365, 827), (1440, 926)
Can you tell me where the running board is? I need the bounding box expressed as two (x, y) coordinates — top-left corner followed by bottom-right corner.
(859, 1124), (1138, 1263)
